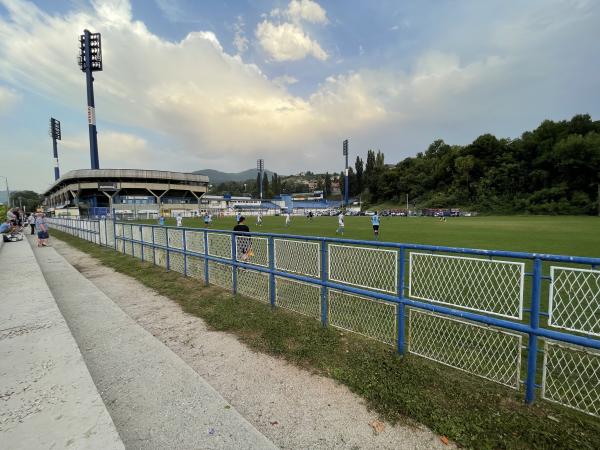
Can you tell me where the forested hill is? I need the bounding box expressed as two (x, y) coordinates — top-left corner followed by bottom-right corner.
(351, 114), (600, 214)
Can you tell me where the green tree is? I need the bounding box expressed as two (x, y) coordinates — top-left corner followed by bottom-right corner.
(9, 190), (43, 212)
(355, 156), (364, 193)
(262, 174), (271, 198)
(324, 172), (332, 197)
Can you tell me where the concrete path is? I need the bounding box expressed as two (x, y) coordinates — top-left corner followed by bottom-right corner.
(0, 239), (124, 450)
(30, 238), (276, 450)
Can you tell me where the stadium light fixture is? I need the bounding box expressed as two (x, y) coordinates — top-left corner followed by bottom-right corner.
(49, 117), (61, 181)
(257, 159), (264, 199)
(78, 29), (103, 170)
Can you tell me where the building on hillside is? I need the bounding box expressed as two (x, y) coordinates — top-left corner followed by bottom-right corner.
(43, 169), (209, 218)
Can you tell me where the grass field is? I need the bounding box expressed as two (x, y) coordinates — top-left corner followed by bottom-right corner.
(134, 215), (600, 257)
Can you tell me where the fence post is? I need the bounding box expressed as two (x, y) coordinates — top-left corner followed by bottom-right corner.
(182, 229), (187, 277)
(130, 225), (135, 258)
(166, 226), (170, 271)
(140, 225), (144, 262)
(152, 226), (156, 266)
(397, 246), (406, 355)
(113, 218), (118, 251)
(231, 233), (238, 295)
(268, 236), (276, 308)
(526, 257), (542, 404)
(320, 238), (328, 327)
(203, 230), (209, 286)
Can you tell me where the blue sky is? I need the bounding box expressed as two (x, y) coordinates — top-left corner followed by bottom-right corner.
(0, 0), (599, 193)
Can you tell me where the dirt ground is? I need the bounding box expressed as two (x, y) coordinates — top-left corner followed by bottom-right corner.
(52, 238), (452, 449)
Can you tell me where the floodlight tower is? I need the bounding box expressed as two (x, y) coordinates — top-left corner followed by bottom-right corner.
(342, 139), (349, 207)
(78, 29), (103, 170)
(49, 118), (61, 180)
(257, 159), (265, 199)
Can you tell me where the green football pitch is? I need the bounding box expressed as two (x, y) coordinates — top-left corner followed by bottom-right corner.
(133, 215), (600, 257)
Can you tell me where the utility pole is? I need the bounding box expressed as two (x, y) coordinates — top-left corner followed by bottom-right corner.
(78, 29), (103, 169)
(49, 118), (61, 180)
(343, 139), (349, 207)
(406, 193), (409, 216)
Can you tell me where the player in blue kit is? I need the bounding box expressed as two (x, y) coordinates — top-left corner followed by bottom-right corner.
(371, 211), (380, 240)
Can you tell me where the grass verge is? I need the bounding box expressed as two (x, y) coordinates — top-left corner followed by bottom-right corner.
(53, 230), (600, 450)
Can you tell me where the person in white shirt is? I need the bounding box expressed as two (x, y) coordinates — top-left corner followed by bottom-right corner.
(256, 213), (263, 226)
(285, 212), (291, 227)
(176, 214), (183, 227)
(336, 213), (345, 235)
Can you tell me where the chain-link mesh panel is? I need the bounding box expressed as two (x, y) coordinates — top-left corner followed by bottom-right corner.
(274, 239), (320, 278)
(123, 224), (133, 240)
(187, 256), (205, 281)
(328, 290), (397, 345)
(329, 244), (397, 293)
(208, 261), (233, 290)
(106, 220), (115, 247)
(237, 269), (270, 303)
(133, 243), (142, 259)
(155, 248), (167, 268)
(141, 226), (153, 244)
(542, 340), (600, 417)
(185, 230), (205, 254)
(167, 228), (184, 250)
(275, 277), (321, 319)
(132, 225), (142, 242)
(409, 253), (524, 319)
(124, 241), (133, 256)
(99, 221), (107, 246)
(169, 251), (185, 274)
(549, 267), (600, 336)
(236, 236), (269, 267)
(142, 245), (154, 263)
(208, 233), (232, 259)
(408, 309), (522, 388)
(154, 227), (167, 247)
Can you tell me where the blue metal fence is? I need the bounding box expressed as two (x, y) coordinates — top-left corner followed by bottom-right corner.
(48, 217), (600, 417)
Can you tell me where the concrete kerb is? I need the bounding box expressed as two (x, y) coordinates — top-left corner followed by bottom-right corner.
(30, 237), (276, 449)
(0, 238), (125, 450)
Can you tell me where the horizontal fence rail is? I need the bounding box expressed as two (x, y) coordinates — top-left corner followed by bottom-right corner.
(48, 217), (600, 418)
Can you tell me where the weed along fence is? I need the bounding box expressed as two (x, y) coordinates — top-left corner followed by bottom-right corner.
(48, 217), (600, 417)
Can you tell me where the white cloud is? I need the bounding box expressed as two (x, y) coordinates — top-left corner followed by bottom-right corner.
(256, 20), (328, 61)
(287, 0), (328, 25)
(154, 0), (184, 23)
(0, 85), (21, 115)
(257, 0), (329, 62)
(273, 75), (299, 87)
(232, 15), (248, 54)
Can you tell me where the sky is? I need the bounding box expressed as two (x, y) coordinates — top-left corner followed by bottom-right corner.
(0, 0), (599, 193)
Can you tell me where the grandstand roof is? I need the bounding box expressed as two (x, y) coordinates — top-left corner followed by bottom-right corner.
(43, 169), (209, 196)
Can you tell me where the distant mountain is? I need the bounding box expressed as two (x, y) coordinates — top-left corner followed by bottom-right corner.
(193, 168), (275, 184)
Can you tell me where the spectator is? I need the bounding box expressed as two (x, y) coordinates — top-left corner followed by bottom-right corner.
(28, 212), (35, 235)
(35, 210), (49, 247)
(233, 216), (252, 261)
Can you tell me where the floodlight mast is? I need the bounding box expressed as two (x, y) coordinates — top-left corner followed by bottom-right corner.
(49, 118), (61, 180)
(343, 139), (349, 207)
(257, 159), (264, 199)
(78, 29), (103, 170)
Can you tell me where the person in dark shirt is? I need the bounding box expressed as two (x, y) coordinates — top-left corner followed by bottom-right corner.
(233, 216), (252, 260)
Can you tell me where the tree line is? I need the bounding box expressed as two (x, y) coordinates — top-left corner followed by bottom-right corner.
(340, 114), (600, 214)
